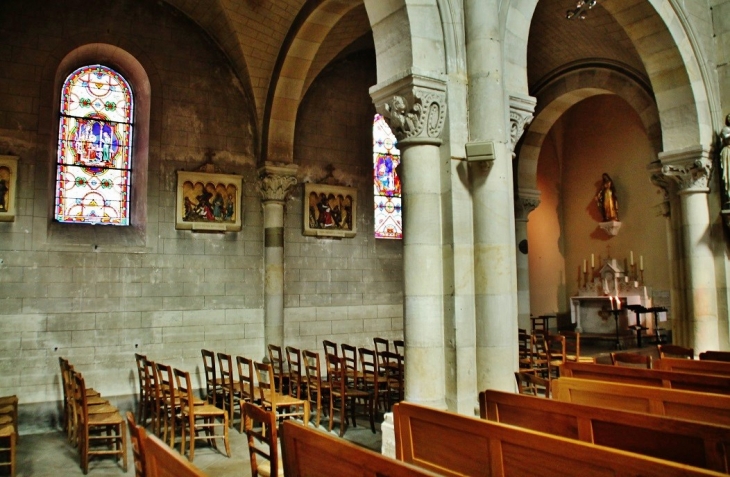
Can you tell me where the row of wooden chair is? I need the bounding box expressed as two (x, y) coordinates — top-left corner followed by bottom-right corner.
(134, 353), (230, 463)
(59, 357), (127, 474)
(0, 395), (17, 477)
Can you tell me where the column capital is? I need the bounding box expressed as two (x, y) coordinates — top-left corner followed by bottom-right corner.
(509, 93), (536, 157)
(258, 162), (298, 203)
(658, 145), (713, 194)
(369, 70), (447, 146)
(514, 187), (541, 221)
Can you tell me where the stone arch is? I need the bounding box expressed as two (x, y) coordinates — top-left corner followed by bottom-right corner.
(262, 0), (447, 164)
(517, 66), (661, 190)
(503, 0), (713, 153)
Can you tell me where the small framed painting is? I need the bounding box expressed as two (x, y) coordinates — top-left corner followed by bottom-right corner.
(176, 170), (243, 232)
(303, 183), (357, 238)
(0, 155), (19, 222)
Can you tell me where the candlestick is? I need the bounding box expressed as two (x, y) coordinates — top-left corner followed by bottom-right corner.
(583, 259), (587, 273)
(630, 251), (634, 265)
(640, 255), (644, 271)
(591, 254), (595, 268)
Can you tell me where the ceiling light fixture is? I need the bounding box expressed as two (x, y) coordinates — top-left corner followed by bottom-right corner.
(566, 0), (597, 20)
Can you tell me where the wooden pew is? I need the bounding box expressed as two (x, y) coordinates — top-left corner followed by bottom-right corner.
(656, 357), (730, 377)
(479, 389), (730, 473)
(394, 401), (725, 476)
(700, 351), (730, 362)
(280, 420), (439, 477)
(144, 433), (207, 477)
(560, 360), (730, 395)
(552, 377), (730, 427)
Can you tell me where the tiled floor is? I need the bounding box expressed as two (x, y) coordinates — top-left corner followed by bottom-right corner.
(11, 412), (383, 477)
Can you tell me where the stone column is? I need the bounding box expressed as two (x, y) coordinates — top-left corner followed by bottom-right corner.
(258, 163), (298, 355)
(371, 73), (448, 409)
(515, 189), (541, 331)
(465, 0), (518, 392)
(660, 146), (719, 353)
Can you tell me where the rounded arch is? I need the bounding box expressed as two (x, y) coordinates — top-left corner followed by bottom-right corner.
(503, 0), (713, 153)
(516, 66), (661, 191)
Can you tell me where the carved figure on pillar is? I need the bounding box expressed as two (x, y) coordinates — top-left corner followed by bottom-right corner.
(595, 173), (619, 221)
(720, 114), (730, 206)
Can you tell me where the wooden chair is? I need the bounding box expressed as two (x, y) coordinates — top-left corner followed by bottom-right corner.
(546, 334), (566, 379)
(326, 354), (375, 437)
(610, 351), (652, 369)
(155, 362), (181, 449)
(216, 352), (241, 428)
(144, 358), (163, 436)
(201, 349), (222, 406)
(302, 350), (329, 428)
(144, 433), (207, 477)
(341, 343), (360, 386)
(658, 344), (694, 359)
(560, 330), (595, 363)
(518, 330), (532, 369)
(700, 350), (730, 362)
(243, 402), (282, 477)
(67, 367), (113, 450)
(514, 370), (550, 397)
(373, 337), (390, 360)
(359, 347), (389, 412)
(134, 353), (151, 426)
(0, 395), (17, 477)
(60, 357), (104, 445)
(254, 361), (310, 425)
(126, 411), (146, 477)
(323, 339), (338, 361)
(531, 333), (549, 377)
(235, 355), (259, 433)
(72, 370), (127, 474)
(267, 344), (289, 395)
(0, 395), (17, 444)
(393, 339), (404, 357)
(173, 367), (230, 462)
(285, 346), (307, 399)
(380, 350), (404, 406)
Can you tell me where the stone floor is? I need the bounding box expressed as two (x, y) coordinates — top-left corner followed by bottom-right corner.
(8, 411), (383, 477)
(5, 338), (662, 477)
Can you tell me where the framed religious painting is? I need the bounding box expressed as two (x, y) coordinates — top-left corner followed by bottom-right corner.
(0, 155), (19, 222)
(175, 170), (243, 232)
(303, 183), (357, 238)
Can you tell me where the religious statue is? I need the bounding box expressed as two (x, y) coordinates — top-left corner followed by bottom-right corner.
(720, 114), (730, 205)
(595, 173), (618, 222)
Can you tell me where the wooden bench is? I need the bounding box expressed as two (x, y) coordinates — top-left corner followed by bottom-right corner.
(700, 351), (730, 362)
(479, 389), (730, 473)
(560, 360), (730, 395)
(552, 377), (730, 427)
(280, 420), (439, 477)
(394, 401), (725, 476)
(655, 357), (730, 377)
(144, 433), (207, 477)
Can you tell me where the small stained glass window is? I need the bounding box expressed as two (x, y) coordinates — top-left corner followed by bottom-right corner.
(373, 114), (402, 239)
(55, 64), (134, 225)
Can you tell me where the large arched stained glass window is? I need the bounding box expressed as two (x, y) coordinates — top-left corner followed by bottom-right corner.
(373, 114), (402, 239)
(55, 64), (134, 225)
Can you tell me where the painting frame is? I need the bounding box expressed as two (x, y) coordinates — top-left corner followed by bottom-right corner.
(0, 155), (19, 222)
(176, 170), (243, 232)
(303, 183), (357, 238)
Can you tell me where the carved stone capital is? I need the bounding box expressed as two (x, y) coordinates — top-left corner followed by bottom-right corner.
(658, 145), (712, 193)
(370, 71), (447, 145)
(258, 163), (298, 202)
(647, 160), (672, 217)
(514, 188), (541, 221)
(509, 93), (536, 156)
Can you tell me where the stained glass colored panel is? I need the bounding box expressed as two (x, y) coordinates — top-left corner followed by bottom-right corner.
(55, 65), (133, 226)
(373, 114), (402, 239)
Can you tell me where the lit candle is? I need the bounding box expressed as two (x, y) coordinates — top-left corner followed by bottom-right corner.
(630, 251), (634, 265)
(591, 254), (595, 268)
(583, 259), (587, 273)
(640, 255), (644, 271)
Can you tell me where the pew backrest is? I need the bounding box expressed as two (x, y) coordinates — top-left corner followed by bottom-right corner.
(560, 360), (730, 395)
(479, 389), (730, 473)
(552, 377), (730, 427)
(700, 351), (730, 362)
(144, 433), (207, 477)
(655, 357), (730, 377)
(394, 401), (725, 477)
(280, 420), (439, 477)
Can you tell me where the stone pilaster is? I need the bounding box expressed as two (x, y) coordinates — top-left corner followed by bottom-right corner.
(515, 188), (541, 331)
(659, 146), (718, 353)
(258, 163), (298, 356)
(509, 93), (536, 159)
(371, 72), (448, 409)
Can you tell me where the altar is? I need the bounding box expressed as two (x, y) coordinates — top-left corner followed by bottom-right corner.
(571, 257), (653, 334)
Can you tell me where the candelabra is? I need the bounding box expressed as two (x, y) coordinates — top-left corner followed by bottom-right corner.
(566, 0), (597, 20)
